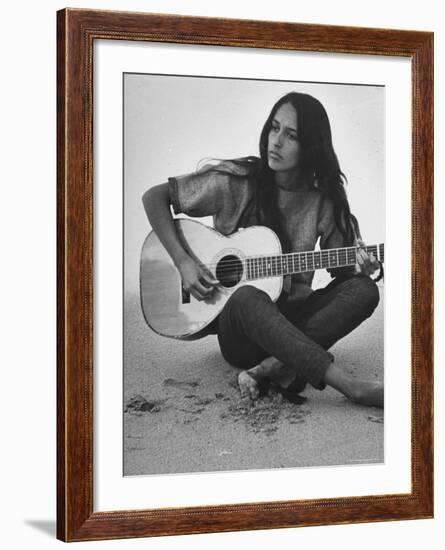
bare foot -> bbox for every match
[350,381,384,408]
[324,364,384,408]
[238,371,260,401]
[253,357,296,388]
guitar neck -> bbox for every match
[245,244,384,281]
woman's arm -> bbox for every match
[142,183,188,267]
[142,183,219,300]
[318,197,379,279]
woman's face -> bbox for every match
[267,102,301,174]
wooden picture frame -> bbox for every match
[57,8,433,542]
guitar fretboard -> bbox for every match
[246,244,384,280]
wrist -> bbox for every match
[174,250,191,270]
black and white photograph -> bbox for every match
[3,0,440,547]
[123,74,385,476]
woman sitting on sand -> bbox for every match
[143,91,384,408]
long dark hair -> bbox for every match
[201,92,358,248]
[255,92,357,248]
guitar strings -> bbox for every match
[198,255,375,270]
[198,245,382,265]
[197,261,360,277]
[194,250,384,278]
[199,258,360,270]
[194,244,383,272]
[198,245,382,262]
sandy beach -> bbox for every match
[123,288,384,476]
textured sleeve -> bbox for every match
[318,196,357,279]
[168,166,229,218]
[167,161,254,234]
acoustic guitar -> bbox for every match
[140,219,384,340]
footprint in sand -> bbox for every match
[162,378,200,389]
[178,396,214,416]
[125,395,164,414]
[367,415,384,424]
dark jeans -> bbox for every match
[217,275,380,390]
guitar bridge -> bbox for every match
[181,285,191,304]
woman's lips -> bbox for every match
[269,150,282,160]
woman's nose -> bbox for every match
[273,132,283,147]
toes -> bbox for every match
[238,371,260,401]
[250,384,260,401]
[237,372,250,398]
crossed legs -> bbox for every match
[217,275,383,407]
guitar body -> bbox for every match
[140,219,283,339]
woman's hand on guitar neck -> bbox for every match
[356,238,380,277]
[178,255,220,301]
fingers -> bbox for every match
[356,248,365,272]
[187,268,220,301]
[368,252,379,274]
[199,269,220,288]
[356,240,379,276]
[357,249,373,275]
[179,255,220,301]
[189,280,213,301]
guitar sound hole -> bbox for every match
[215,255,243,288]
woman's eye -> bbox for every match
[287,132,298,141]
[271,125,279,133]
